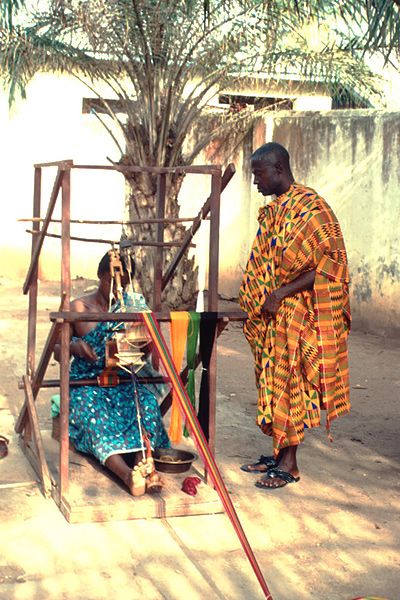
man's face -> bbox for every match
[251,158,281,196]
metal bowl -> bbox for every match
[153,448,198,473]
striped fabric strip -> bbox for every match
[141,311,273,600]
[169,311,189,443]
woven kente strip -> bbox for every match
[239,183,351,454]
[141,311,273,600]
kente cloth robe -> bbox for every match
[239,183,351,454]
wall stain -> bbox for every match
[272,114,338,180]
[376,256,400,295]
[353,260,372,302]
[350,116,376,164]
[382,115,400,185]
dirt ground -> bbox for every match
[0,276,399,600]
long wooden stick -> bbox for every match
[22,375,53,497]
[19,217,201,225]
[23,168,65,294]
[142,312,273,600]
[49,310,246,323]
[25,230,195,248]
[16,316,63,434]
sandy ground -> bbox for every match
[0,276,399,600]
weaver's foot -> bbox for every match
[126,465,146,496]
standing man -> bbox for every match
[239,142,351,489]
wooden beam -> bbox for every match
[207,170,222,312]
[59,168,71,500]
[72,164,221,175]
[19,217,201,225]
[23,168,65,294]
[18,375,169,389]
[34,160,73,168]
[26,167,42,378]
[15,321,62,434]
[25,229,194,248]
[22,375,52,497]
[49,310,247,323]
[153,173,166,312]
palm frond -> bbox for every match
[0,0,393,170]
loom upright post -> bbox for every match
[26,167,42,378]
[207,169,221,456]
[59,167,71,501]
[153,173,166,312]
[24,167,42,444]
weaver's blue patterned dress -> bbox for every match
[69,320,170,464]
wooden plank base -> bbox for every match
[38,432,223,524]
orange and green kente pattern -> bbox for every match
[239,183,351,455]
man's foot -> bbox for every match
[255,468,300,489]
[126,465,146,496]
[240,454,277,473]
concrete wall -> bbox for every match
[233,110,400,337]
[2,74,399,334]
[0,72,125,281]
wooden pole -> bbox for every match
[25,230,193,248]
[59,169,71,500]
[162,164,234,290]
[23,168,64,294]
[207,170,222,457]
[24,167,42,445]
[16,321,62,434]
[22,375,52,497]
[49,310,246,323]
[151,173,166,371]
[153,173,166,311]
[20,217,199,225]
[26,167,42,379]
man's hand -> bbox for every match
[71,339,98,362]
[261,289,284,318]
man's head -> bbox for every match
[97,250,136,298]
[97,250,135,280]
[250,142,294,197]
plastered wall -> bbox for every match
[233,111,400,336]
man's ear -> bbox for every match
[275,160,283,175]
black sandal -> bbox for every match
[240,454,276,473]
[0,435,9,459]
[255,468,300,489]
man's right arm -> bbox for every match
[53,299,98,362]
[262,269,316,318]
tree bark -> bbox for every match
[123,171,198,310]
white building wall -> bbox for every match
[0,72,125,282]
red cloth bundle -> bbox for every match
[181,476,201,496]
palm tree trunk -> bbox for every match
[123,174,198,310]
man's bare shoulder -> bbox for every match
[71,294,97,312]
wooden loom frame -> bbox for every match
[15,159,246,521]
